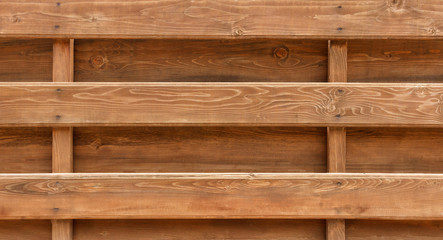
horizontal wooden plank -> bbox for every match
[348,40,443,83]
[0,220,51,240]
[74,127,326,173]
[346,220,443,239]
[347,128,443,173]
[0,173,442,219]
[1,0,443,39]
[0,39,53,82]
[74,39,328,82]
[1,82,443,127]
[74,219,325,240]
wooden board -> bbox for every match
[346,220,443,239]
[0,128,52,173]
[0,220,51,240]
[0,39,52,82]
[1,82,443,127]
[348,40,443,83]
[74,39,327,82]
[347,128,443,173]
[0,173,442,220]
[74,127,326,173]
[2,1,443,39]
[74,220,325,240]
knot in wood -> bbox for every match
[273,47,289,60]
[90,56,107,69]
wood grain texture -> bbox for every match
[347,128,443,173]
[0,128,52,173]
[346,220,443,239]
[74,39,327,82]
[0,220,51,240]
[52,127,73,173]
[74,127,326,173]
[2,0,443,39]
[328,40,347,83]
[1,82,443,127]
[327,219,345,240]
[74,220,325,240]
[349,40,443,83]
[52,220,73,240]
[0,39,52,82]
[0,173,442,220]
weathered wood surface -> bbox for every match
[346,220,443,239]
[74,127,326,173]
[327,219,346,240]
[0,128,52,173]
[75,39,327,83]
[1,83,443,127]
[0,173,442,219]
[0,39,52,82]
[74,220,325,240]
[348,40,443,83]
[1,0,443,39]
[347,128,443,173]
[0,220,51,240]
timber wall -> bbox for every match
[0,1,443,239]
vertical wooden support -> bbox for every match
[52,39,74,240]
[326,40,347,240]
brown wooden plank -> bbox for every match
[327,40,347,240]
[0,220,51,240]
[1,1,443,39]
[74,127,326,173]
[347,128,443,173]
[327,220,345,240]
[0,173,441,220]
[346,220,443,239]
[0,128,52,173]
[74,39,327,83]
[0,39,53,82]
[1,82,443,127]
[74,219,325,240]
[348,40,443,83]
[52,38,74,240]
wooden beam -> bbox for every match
[0,173,441,220]
[327,40,347,240]
[52,39,74,240]
[1,1,443,39]
[1,82,443,127]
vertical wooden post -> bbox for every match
[52,39,74,240]
[326,40,347,240]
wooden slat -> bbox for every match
[74,39,328,83]
[0,220,51,240]
[1,1,443,39]
[74,127,326,173]
[1,82,443,127]
[74,220,325,240]
[327,40,347,240]
[0,173,441,220]
[52,39,73,240]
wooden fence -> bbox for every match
[0,1,442,239]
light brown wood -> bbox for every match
[74,127,326,173]
[2,1,443,39]
[52,39,74,240]
[1,82,443,127]
[75,39,328,83]
[74,219,325,240]
[52,220,73,240]
[327,40,347,240]
[0,173,441,220]
[327,220,346,240]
